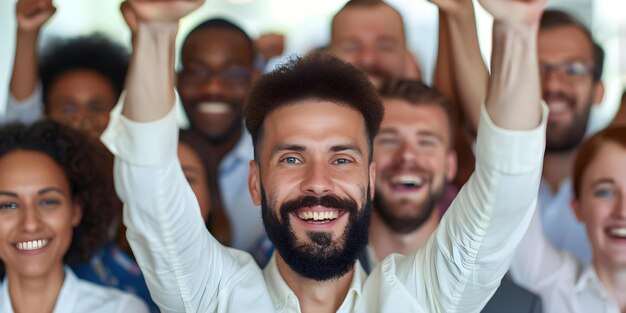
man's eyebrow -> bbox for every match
[417,130,444,142]
[272,144,306,155]
[0,191,17,198]
[330,144,362,156]
[377,128,398,135]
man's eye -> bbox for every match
[282,157,302,164]
[566,62,592,77]
[333,158,352,165]
[376,137,398,146]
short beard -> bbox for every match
[545,92,593,153]
[261,185,371,281]
[373,180,444,234]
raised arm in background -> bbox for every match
[10,0,55,101]
[432,0,489,133]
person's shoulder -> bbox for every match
[74,277,149,312]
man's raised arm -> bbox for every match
[373,1,549,312]
[101,1,273,312]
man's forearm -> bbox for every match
[446,6,489,133]
[122,22,177,122]
[485,22,541,130]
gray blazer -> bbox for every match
[481,275,542,313]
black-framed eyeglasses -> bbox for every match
[539,60,594,83]
[180,66,251,86]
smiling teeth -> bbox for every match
[298,211,339,221]
[391,175,424,187]
[548,102,568,113]
[198,102,230,114]
[609,228,626,238]
[16,239,49,251]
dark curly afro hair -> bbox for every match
[0,120,116,276]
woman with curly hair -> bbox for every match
[0,121,148,312]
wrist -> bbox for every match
[16,27,41,40]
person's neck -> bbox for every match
[7,265,65,313]
[543,149,577,192]
[369,208,440,261]
[593,259,626,313]
[276,253,354,313]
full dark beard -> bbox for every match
[261,185,371,281]
[373,179,444,234]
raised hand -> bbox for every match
[15,0,56,33]
[429,0,473,17]
[477,0,546,26]
[123,0,205,24]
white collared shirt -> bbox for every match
[538,178,592,264]
[511,210,620,313]
[217,129,266,252]
[0,267,148,313]
[101,99,547,313]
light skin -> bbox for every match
[247,101,375,313]
[329,3,406,86]
[572,143,626,312]
[370,100,456,259]
[0,151,82,313]
[119,0,543,312]
[538,25,605,191]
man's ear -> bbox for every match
[249,160,262,206]
[369,162,376,199]
[592,81,605,106]
[71,201,83,228]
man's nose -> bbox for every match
[300,161,333,196]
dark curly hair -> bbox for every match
[39,34,129,110]
[0,120,116,276]
[244,53,384,161]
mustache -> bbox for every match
[543,91,575,106]
[280,195,359,216]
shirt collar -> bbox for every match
[219,128,253,175]
[575,264,609,299]
[263,252,365,313]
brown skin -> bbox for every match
[177,28,258,163]
[178,142,211,221]
[370,100,456,259]
[329,3,406,86]
[539,25,605,191]
[46,69,118,137]
[572,143,626,312]
[248,101,375,313]
[0,151,82,313]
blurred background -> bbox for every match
[1,0,624,132]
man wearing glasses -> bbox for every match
[176,18,265,252]
[535,10,605,264]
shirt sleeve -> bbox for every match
[509,207,578,297]
[1,83,45,125]
[100,93,266,312]
[393,102,548,312]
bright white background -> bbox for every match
[1,0,624,132]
